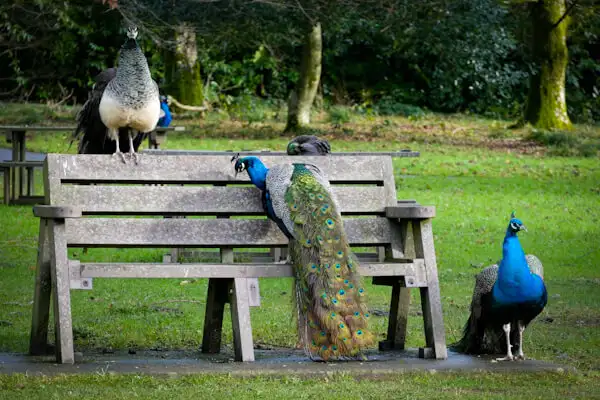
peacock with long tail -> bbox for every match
[98,25,160,164]
[287,135,331,155]
[232,155,374,361]
[452,212,547,361]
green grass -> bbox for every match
[1,103,599,395]
[1,371,600,399]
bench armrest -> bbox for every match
[33,205,82,219]
[385,205,435,219]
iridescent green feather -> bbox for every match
[285,164,374,360]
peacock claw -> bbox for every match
[129,151,139,165]
[274,256,291,264]
[113,151,127,164]
[495,355,514,361]
[516,353,526,360]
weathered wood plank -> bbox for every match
[143,149,420,158]
[201,278,230,354]
[230,278,255,361]
[55,185,388,215]
[0,161,44,168]
[386,205,436,219]
[33,205,82,219]
[77,260,426,283]
[64,218,394,247]
[49,220,75,364]
[29,219,52,355]
[380,282,411,351]
[0,125,184,132]
[46,154,390,184]
[414,219,447,359]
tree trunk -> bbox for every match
[523,0,572,130]
[285,22,322,133]
[164,23,204,106]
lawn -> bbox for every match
[0,102,599,397]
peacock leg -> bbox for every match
[495,323,514,361]
[109,128,127,163]
[516,321,526,360]
[274,255,292,265]
[128,131,139,165]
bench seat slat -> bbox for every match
[65,218,393,247]
[77,260,426,284]
[56,186,388,214]
[48,155,389,183]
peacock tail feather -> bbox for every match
[284,164,374,360]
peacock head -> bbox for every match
[287,141,300,155]
[126,25,138,39]
[231,154,268,189]
[507,211,527,234]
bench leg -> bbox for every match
[201,278,229,354]
[413,219,447,359]
[29,219,52,355]
[49,220,75,364]
[379,281,411,351]
[230,278,255,362]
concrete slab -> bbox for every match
[0,348,570,376]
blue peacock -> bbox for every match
[453,212,547,361]
[232,155,374,361]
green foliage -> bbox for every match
[526,129,600,157]
[564,5,600,124]
[408,0,529,115]
[227,95,277,125]
[328,105,352,125]
[371,91,426,118]
[0,0,598,124]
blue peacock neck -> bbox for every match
[246,158,268,191]
[492,227,542,304]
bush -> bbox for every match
[328,106,352,125]
[526,129,600,158]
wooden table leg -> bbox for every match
[18,131,26,198]
[10,131,17,203]
[2,167,9,205]
[27,166,34,196]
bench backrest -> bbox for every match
[44,154,398,249]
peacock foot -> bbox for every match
[495,354,514,361]
[113,151,127,164]
[129,151,139,165]
[516,353,526,360]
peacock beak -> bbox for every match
[520,225,528,232]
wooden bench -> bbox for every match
[142,149,421,263]
[0,125,185,205]
[29,153,447,364]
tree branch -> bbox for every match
[552,0,578,29]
